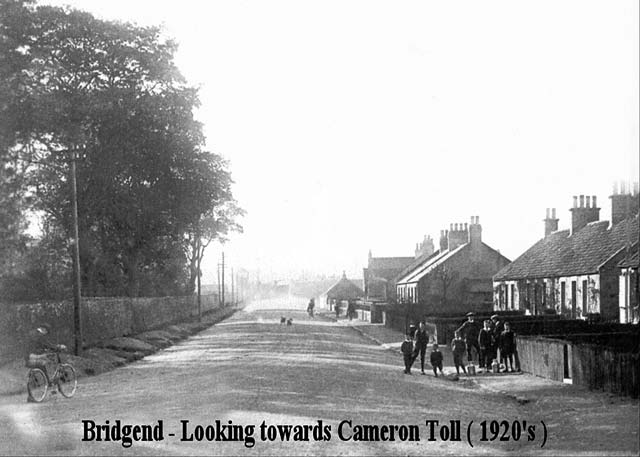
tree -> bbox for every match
[431,264,459,309]
[0,1,243,298]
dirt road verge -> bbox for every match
[0,305,239,397]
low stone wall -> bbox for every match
[0,294,219,364]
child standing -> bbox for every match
[451,330,467,375]
[500,322,516,372]
[478,320,493,372]
[430,344,444,377]
[401,333,414,375]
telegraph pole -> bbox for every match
[70,150,83,356]
[231,267,235,307]
[221,251,225,307]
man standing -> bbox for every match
[457,312,480,364]
[412,321,430,375]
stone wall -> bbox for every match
[0,294,219,364]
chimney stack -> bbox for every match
[447,221,469,251]
[439,230,448,252]
[570,194,600,234]
[610,180,640,225]
[544,207,559,237]
[468,215,482,246]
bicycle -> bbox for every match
[26,346,77,402]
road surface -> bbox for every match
[0,296,637,455]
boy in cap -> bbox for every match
[451,330,467,375]
[430,343,444,377]
[401,333,415,375]
[456,312,480,364]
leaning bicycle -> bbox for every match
[26,346,77,402]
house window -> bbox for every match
[582,280,587,315]
[510,284,515,310]
[542,282,547,307]
[560,281,566,314]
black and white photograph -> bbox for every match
[0,0,638,455]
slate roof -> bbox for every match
[326,274,364,300]
[618,248,639,269]
[396,244,467,285]
[368,257,414,271]
[494,215,639,281]
[394,250,442,283]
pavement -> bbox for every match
[325,312,633,405]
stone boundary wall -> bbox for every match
[0,294,219,364]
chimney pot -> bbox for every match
[621,181,627,194]
[592,196,597,208]
[586,196,591,208]
[450,223,453,231]
[464,223,468,231]
[552,208,556,218]
[613,182,618,195]
[546,208,550,218]
[579,195,585,207]
[573,196,578,208]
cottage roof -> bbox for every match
[326,273,364,300]
[494,215,639,281]
[618,247,639,269]
[396,244,467,285]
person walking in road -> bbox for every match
[401,333,415,375]
[430,344,444,377]
[457,312,480,364]
[412,321,430,375]
[307,298,315,317]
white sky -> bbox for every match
[44,0,640,283]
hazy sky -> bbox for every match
[44,0,639,283]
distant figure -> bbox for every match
[500,322,516,372]
[451,330,467,375]
[280,316,286,325]
[286,318,293,326]
[430,344,444,377]
[335,302,340,319]
[412,322,430,375]
[347,300,355,321]
[457,312,480,364]
[307,298,315,318]
[401,333,415,375]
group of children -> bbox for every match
[401,334,444,377]
[401,315,519,377]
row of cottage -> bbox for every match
[348,182,638,324]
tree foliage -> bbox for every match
[0,0,242,299]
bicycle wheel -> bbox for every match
[27,368,48,402]
[56,364,77,398]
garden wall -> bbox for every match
[0,294,219,364]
